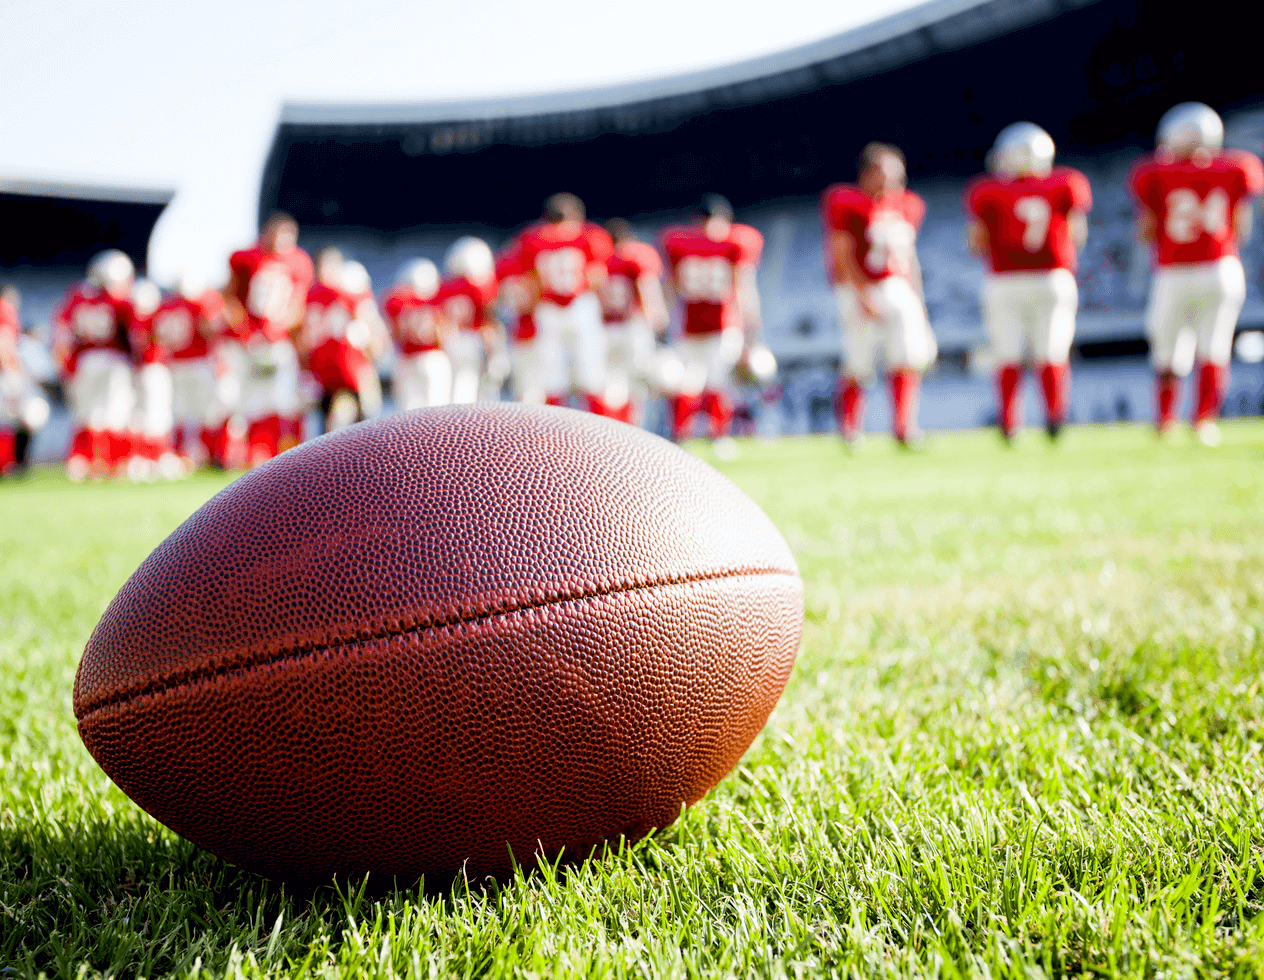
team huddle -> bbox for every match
[0,100,1259,478]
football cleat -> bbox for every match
[397,258,440,299]
[444,237,495,282]
[1156,102,1224,157]
[987,122,1056,179]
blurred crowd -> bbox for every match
[1,102,1260,479]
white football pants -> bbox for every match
[69,349,134,432]
[510,339,544,404]
[984,268,1078,365]
[836,277,937,380]
[604,316,655,409]
[442,331,484,405]
[170,358,218,429]
[1147,256,1246,375]
[239,338,300,420]
[395,350,453,410]
[136,363,174,439]
[675,327,743,397]
[535,292,606,399]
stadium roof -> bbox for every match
[282,0,1098,132]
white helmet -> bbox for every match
[988,122,1056,179]
[397,258,440,298]
[340,260,372,297]
[87,249,135,294]
[444,236,494,282]
[131,278,161,318]
[1157,102,1224,156]
[177,269,208,301]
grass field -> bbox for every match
[2,422,1263,978]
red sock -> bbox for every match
[279,415,302,452]
[701,390,732,439]
[0,428,15,474]
[69,427,92,461]
[672,394,702,441]
[247,415,280,465]
[1193,361,1227,424]
[583,393,609,417]
[199,426,218,466]
[996,364,1022,436]
[836,377,866,439]
[1038,362,1069,426]
[1156,371,1181,431]
[890,370,921,441]
[545,394,567,408]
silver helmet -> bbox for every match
[397,258,440,298]
[87,249,135,294]
[987,122,1056,179]
[443,236,494,282]
[1156,102,1224,156]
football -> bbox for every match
[73,405,804,881]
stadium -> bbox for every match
[4,0,1264,976]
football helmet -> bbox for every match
[131,278,161,318]
[340,260,372,297]
[444,237,495,282]
[177,269,207,301]
[397,258,440,299]
[988,123,1056,179]
[87,249,135,295]
[1156,102,1224,156]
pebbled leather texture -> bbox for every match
[75,404,803,880]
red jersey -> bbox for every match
[227,244,314,341]
[436,275,497,332]
[383,285,443,355]
[661,223,763,336]
[55,284,133,373]
[303,281,360,351]
[495,247,535,342]
[820,185,925,283]
[150,292,224,362]
[964,167,1092,273]
[1129,151,1264,266]
[602,241,662,324]
[517,221,613,306]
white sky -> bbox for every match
[0,0,925,284]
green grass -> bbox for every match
[3,422,1264,978]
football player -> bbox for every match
[965,123,1092,442]
[495,243,543,404]
[437,237,501,404]
[223,212,314,465]
[303,258,384,432]
[149,271,225,471]
[516,193,614,413]
[0,286,49,476]
[1129,102,1264,445]
[383,258,451,410]
[601,218,669,424]
[661,194,764,458]
[821,143,936,447]
[53,249,137,480]
[128,277,180,479]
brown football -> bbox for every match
[73,405,803,881]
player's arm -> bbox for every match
[222,270,248,332]
[828,228,879,320]
[965,219,988,256]
[1135,207,1158,244]
[907,247,926,305]
[1069,209,1089,251]
[1234,200,1254,244]
[636,274,670,334]
[734,263,762,336]
[51,309,74,372]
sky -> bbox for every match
[0,0,926,284]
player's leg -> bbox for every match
[881,278,935,446]
[672,335,713,441]
[395,354,424,410]
[1191,257,1246,443]
[1146,267,1195,434]
[510,339,543,405]
[1034,269,1077,439]
[604,323,634,422]
[984,274,1026,442]
[701,326,744,450]
[568,293,608,415]
[103,356,137,477]
[533,301,572,408]
[835,285,878,444]
[136,362,177,479]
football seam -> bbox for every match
[76,565,802,719]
